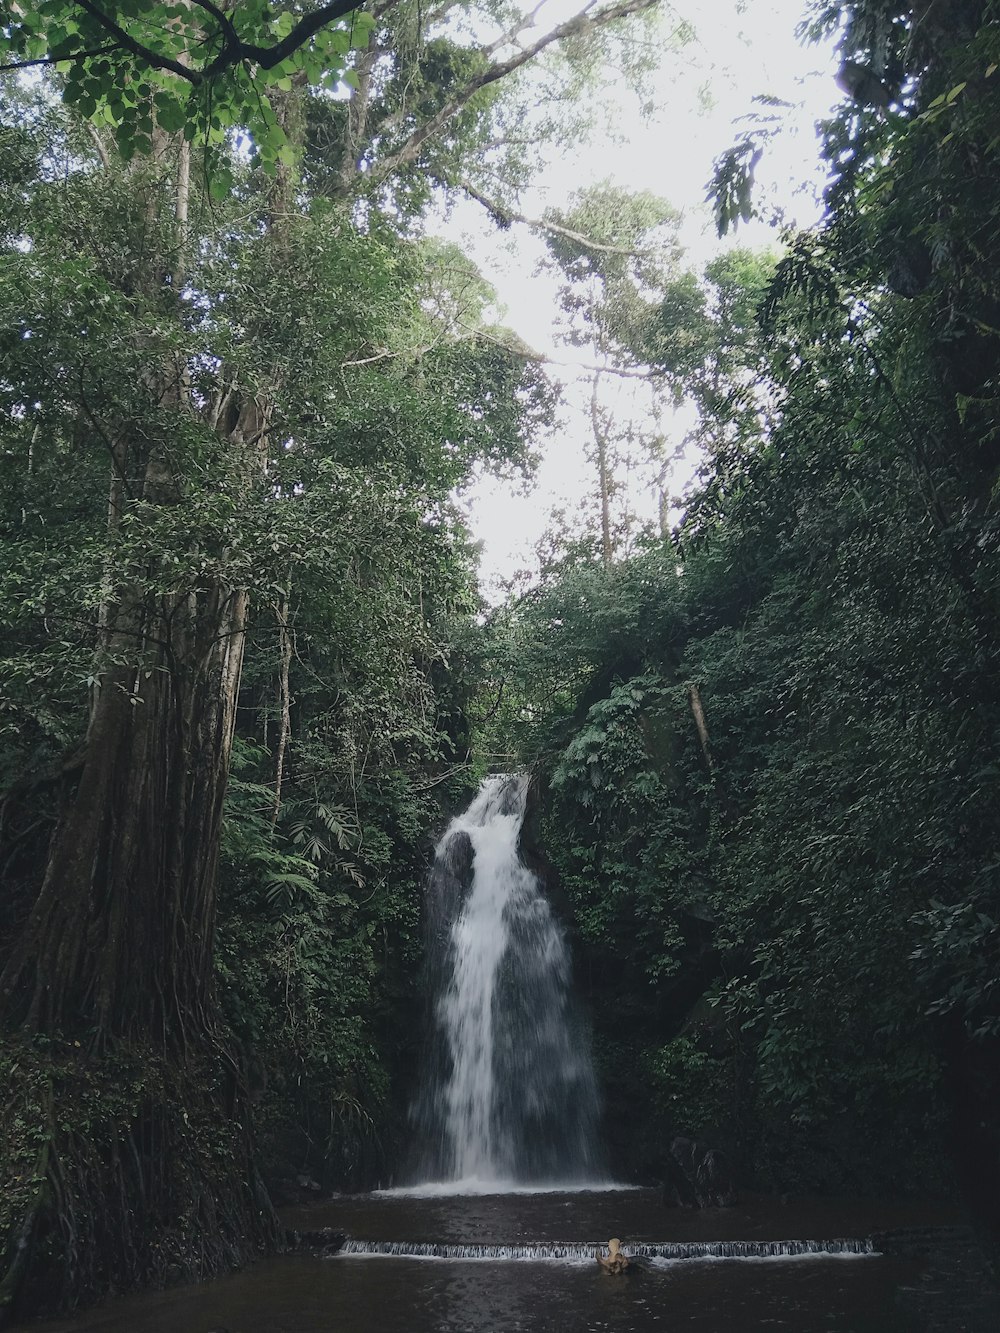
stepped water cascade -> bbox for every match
[339,1237,878,1262]
[409,773,604,1189]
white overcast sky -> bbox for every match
[434,0,843,598]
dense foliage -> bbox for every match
[0,0,664,1318]
[486,0,1000,1207]
[0,81,541,1311]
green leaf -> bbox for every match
[154,97,186,133]
[208,167,233,200]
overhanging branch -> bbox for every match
[369,0,662,181]
[1,0,366,86]
[459,179,659,256]
[73,0,198,83]
[236,0,365,71]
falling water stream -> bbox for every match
[409,773,602,1189]
[33,776,965,1331]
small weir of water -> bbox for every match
[410,773,602,1187]
[41,1191,958,1333]
[338,1236,878,1262]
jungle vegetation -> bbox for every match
[1,0,999,1320]
[493,0,1000,1208]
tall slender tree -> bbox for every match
[540,182,682,562]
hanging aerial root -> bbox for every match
[0,1036,283,1320]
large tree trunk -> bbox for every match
[1,578,246,1042]
[0,428,282,1319]
[0,124,284,1318]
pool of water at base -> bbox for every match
[24,1190,958,1333]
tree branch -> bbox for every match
[1,0,366,86]
[343,346,434,366]
[485,0,564,58]
[459,179,658,256]
[457,323,660,379]
[0,42,118,73]
[368,0,661,182]
[235,0,364,72]
[84,121,111,168]
[72,0,199,83]
[186,0,239,51]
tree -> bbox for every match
[1,0,371,177]
[1,0,669,190]
[489,242,993,1188]
[0,105,552,1313]
[0,0,673,1316]
[539,182,683,564]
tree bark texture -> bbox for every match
[0,573,247,1043]
[0,124,284,1316]
[687,682,714,774]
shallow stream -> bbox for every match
[27,1188,960,1332]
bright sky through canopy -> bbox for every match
[445,0,842,597]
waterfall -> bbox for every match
[410,773,603,1188]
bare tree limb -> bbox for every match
[343,346,434,366]
[272,593,293,821]
[590,369,614,567]
[458,324,659,379]
[341,325,659,379]
[687,682,714,774]
[486,0,566,57]
[84,121,111,169]
[0,42,117,73]
[367,0,662,182]
[459,179,659,256]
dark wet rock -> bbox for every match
[662,1136,738,1209]
[425,829,475,945]
[269,1174,323,1205]
[288,1227,346,1255]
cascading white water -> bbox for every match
[339,1237,878,1261]
[411,774,603,1189]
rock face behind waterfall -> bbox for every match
[409,774,603,1187]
